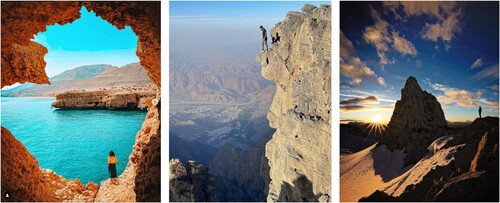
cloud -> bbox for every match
[479,99,500,108]
[340,105,394,113]
[392,32,418,56]
[384,2,462,51]
[437,89,480,107]
[340,96,379,105]
[425,79,497,109]
[363,7,418,68]
[470,58,483,69]
[341,30,386,86]
[470,63,499,83]
[488,85,499,91]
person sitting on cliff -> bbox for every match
[108,150,119,185]
[260,25,268,52]
[478,106,482,118]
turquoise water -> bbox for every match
[1,97,146,185]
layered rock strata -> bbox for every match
[52,87,156,110]
[382,76,449,165]
[256,4,331,202]
[169,159,216,202]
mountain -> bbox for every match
[381,76,450,165]
[256,4,332,202]
[50,64,117,82]
[2,63,153,97]
[169,44,274,104]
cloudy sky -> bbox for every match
[340,2,499,123]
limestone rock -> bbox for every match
[256,4,331,202]
[169,159,216,202]
[1,127,98,202]
[51,86,156,110]
[382,76,449,165]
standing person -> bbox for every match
[108,150,119,184]
[260,25,268,52]
[478,106,482,118]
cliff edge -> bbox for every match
[256,4,331,202]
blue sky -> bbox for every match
[170,1,329,49]
[340,2,499,123]
[33,7,139,77]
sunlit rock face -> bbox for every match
[382,76,448,165]
[1,2,161,202]
[256,4,331,202]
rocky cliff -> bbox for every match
[52,86,156,110]
[1,127,98,202]
[381,76,449,165]
[256,4,331,202]
[362,117,499,202]
[208,134,272,201]
[169,159,216,202]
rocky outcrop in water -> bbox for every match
[169,159,216,202]
[256,4,331,202]
[1,127,98,202]
[382,76,449,165]
[51,86,156,110]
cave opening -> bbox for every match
[1,6,147,185]
[1,2,161,202]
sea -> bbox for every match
[0,97,146,185]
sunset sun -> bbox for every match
[372,115,382,123]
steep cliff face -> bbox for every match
[208,134,272,201]
[256,4,331,202]
[382,76,449,165]
[52,87,156,110]
[169,159,216,202]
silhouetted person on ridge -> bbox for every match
[478,106,482,118]
[260,25,268,52]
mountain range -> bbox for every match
[2,63,153,97]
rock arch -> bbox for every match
[1,1,160,202]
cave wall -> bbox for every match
[1,1,161,202]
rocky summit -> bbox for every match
[257,4,331,202]
[382,76,449,165]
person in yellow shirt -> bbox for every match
[108,150,119,184]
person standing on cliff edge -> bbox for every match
[478,106,482,118]
[108,150,119,184]
[260,25,268,52]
